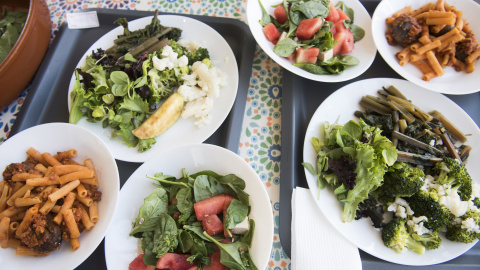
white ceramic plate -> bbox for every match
[303,78,480,265]
[68,15,239,163]
[104,143,273,269]
[0,123,119,269]
[372,0,480,94]
[246,0,376,82]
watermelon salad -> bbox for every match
[259,0,366,75]
[128,169,257,270]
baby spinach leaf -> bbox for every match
[130,188,168,235]
[291,0,329,19]
[293,63,330,75]
[176,187,194,222]
[193,175,225,202]
[178,230,193,253]
[152,213,179,257]
[350,25,365,42]
[203,232,258,270]
[141,231,158,265]
[224,199,249,237]
[273,38,298,57]
[240,219,255,247]
[258,0,271,26]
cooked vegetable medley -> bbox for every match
[304,85,480,254]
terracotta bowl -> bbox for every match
[0,0,50,110]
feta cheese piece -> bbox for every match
[387,197,414,218]
[233,217,250,235]
[318,48,334,61]
[178,85,206,102]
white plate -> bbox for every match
[0,123,119,270]
[246,0,376,82]
[68,15,239,163]
[303,78,480,265]
[104,143,273,269]
[372,0,480,95]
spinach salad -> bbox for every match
[129,169,257,269]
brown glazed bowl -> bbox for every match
[0,0,50,110]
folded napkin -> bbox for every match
[291,187,362,270]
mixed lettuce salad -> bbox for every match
[69,15,213,152]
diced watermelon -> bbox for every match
[187,267,199,270]
[262,23,281,42]
[341,29,355,54]
[333,31,346,56]
[330,25,337,36]
[325,2,340,22]
[334,20,347,34]
[285,51,296,60]
[337,8,350,21]
[129,254,155,270]
[203,250,228,270]
[274,5,288,24]
[194,194,235,221]
[296,47,320,64]
[156,253,195,270]
[296,17,323,40]
[202,214,224,236]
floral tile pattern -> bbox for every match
[0,0,290,269]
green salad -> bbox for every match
[69,14,212,152]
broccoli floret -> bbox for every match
[446,209,480,243]
[433,157,473,201]
[473,198,480,209]
[405,190,451,231]
[186,47,210,65]
[381,217,425,254]
[378,162,425,201]
[411,231,442,250]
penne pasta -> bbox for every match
[0,217,10,248]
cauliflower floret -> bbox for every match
[181,97,213,126]
[439,186,469,217]
[177,39,203,52]
[191,62,226,98]
[152,46,188,71]
[178,85,206,102]
[461,218,480,233]
[387,197,414,218]
[407,216,431,235]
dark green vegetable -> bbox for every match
[411,231,442,250]
[378,162,425,201]
[203,232,258,270]
[0,10,27,63]
[433,157,473,201]
[405,190,451,232]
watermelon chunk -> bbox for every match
[334,20,347,34]
[194,194,235,221]
[333,31,346,56]
[202,214,224,236]
[129,254,155,270]
[296,47,320,64]
[203,250,228,270]
[337,8,350,21]
[341,29,355,54]
[296,17,323,40]
[156,253,195,270]
[262,23,281,42]
[274,5,288,24]
[325,2,340,22]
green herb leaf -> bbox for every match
[130,188,168,235]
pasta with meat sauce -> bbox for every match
[0,147,101,256]
[385,0,480,81]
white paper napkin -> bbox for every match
[291,187,362,270]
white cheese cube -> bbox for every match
[318,48,333,62]
[233,217,250,235]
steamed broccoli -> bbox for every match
[433,157,473,201]
[405,190,451,232]
[474,198,480,209]
[378,162,425,201]
[381,217,425,254]
[411,231,442,250]
[445,210,480,243]
[187,47,210,65]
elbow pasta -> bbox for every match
[0,147,102,255]
[385,0,479,81]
